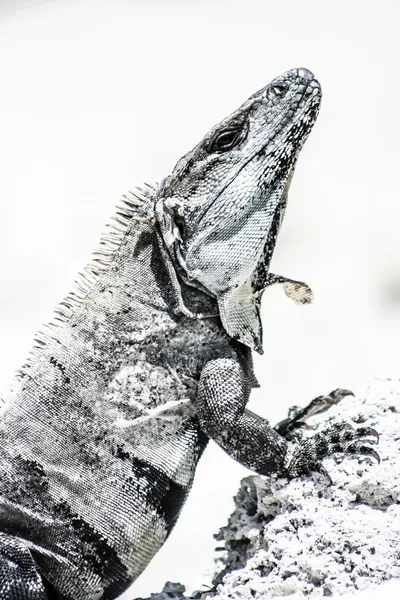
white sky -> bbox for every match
[0,1,399,598]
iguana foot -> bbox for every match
[285,423,380,483]
[274,388,354,440]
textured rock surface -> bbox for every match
[134,379,400,599]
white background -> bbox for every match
[0,1,399,598]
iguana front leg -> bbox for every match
[195,352,288,473]
[195,352,379,479]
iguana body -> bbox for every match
[0,68,378,599]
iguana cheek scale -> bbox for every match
[0,68,379,599]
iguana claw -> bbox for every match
[275,388,355,440]
[285,421,381,481]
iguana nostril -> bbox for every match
[305,79,322,96]
[296,67,315,80]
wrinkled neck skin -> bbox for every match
[156,145,294,294]
[155,163,292,353]
[153,212,219,321]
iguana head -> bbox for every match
[155,68,321,352]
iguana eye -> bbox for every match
[210,127,243,152]
[272,84,287,96]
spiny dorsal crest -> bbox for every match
[16,182,158,379]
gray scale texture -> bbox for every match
[0,68,378,599]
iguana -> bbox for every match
[0,68,379,600]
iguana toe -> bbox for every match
[285,422,380,481]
